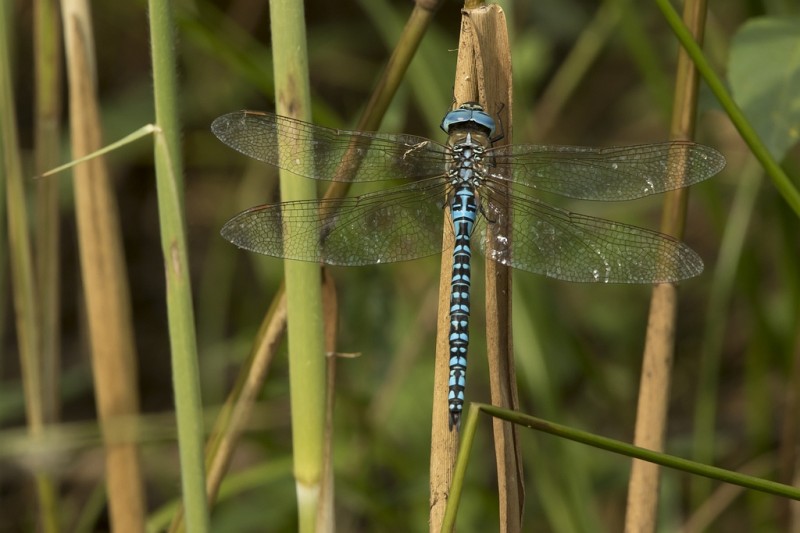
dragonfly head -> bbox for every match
[440,102,496,137]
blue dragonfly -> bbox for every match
[211,104,725,429]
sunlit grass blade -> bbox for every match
[167,288,287,533]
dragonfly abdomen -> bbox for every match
[448,184,478,429]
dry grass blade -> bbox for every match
[61,0,145,530]
[318,271,339,532]
[430,3,522,531]
[206,291,286,496]
[625,1,710,531]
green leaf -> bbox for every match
[729,17,800,162]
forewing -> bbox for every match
[474,188,704,283]
[221,179,451,265]
[212,110,449,183]
[487,141,725,200]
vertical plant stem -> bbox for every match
[429,14,470,530]
[624,0,708,531]
[319,271,340,529]
[34,0,62,426]
[165,289,287,533]
[60,1,145,531]
[430,3,521,531]
[268,2,326,531]
[34,0,64,525]
[181,2,441,529]
[471,8,522,533]
[147,1,210,531]
[441,404,481,532]
[0,1,59,531]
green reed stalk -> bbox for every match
[269,2,327,531]
[147,1,209,531]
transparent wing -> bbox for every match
[221,178,452,265]
[474,186,703,283]
[487,141,725,200]
[212,110,449,183]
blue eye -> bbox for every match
[440,104,496,136]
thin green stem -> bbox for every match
[440,405,480,532]
[148,1,209,531]
[473,404,800,500]
[656,0,800,217]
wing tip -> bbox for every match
[691,143,727,175]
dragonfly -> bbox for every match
[211,103,725,429]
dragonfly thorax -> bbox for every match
[447,131,490,187]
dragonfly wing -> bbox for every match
[212,111,449,183]
[487,141,725,200]
[221,179,451,265]
[474,188,703,283]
